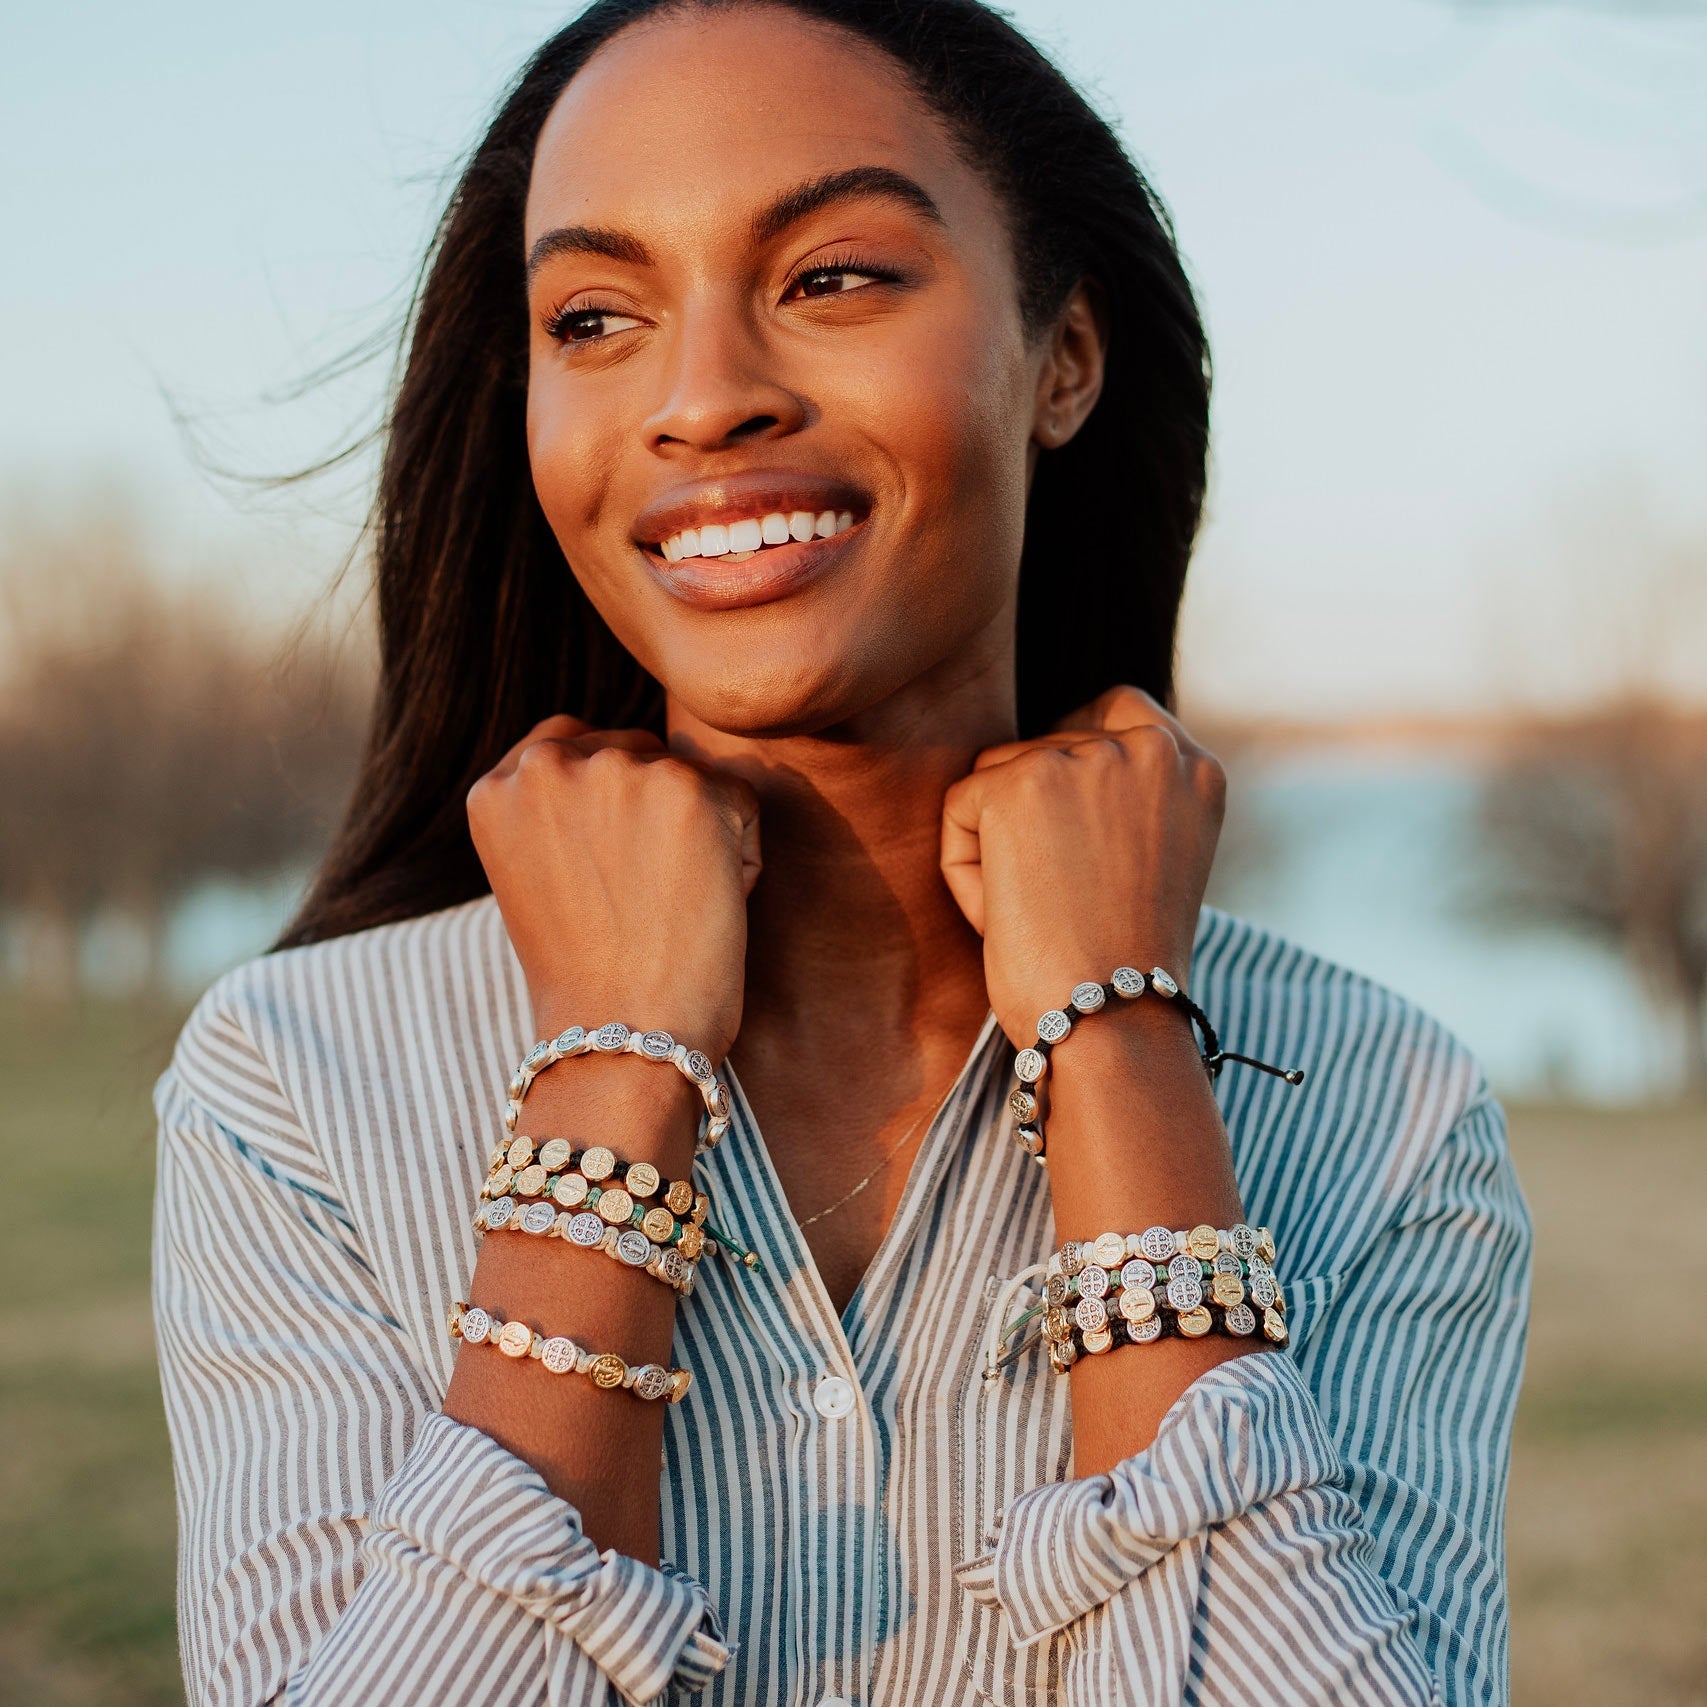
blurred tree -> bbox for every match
[1469,697,1707,1095]
[0,510,371,996]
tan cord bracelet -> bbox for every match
[447,1300,692,1403]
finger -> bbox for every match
[970,730,1092,772]
[1050,683,1190,743]
[939,770,988,936]
[488,714,592,779]
[696,768,765,899]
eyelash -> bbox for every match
[541,251,906,344]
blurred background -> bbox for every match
[2,0,1703,1701]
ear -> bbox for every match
[1030,277,1108,451]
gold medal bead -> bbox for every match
[589,1353,628,1390]
[1091,1232,1128,1269]
[1255,1227,1277,1264]
[514,1164,547,1198]
[667,1369,694,1403]
[1045,1305,1071,1343]
[552,1173,589,1209]
[664,1179,694,1216]
[1187,1224,1221,1263]
[487,1144,510,1171]
[1118,1286,1157,1324]
[1263,1306,1288,1344]
[1082,1326,1114,1355]
[641,1205,676,1243]
[497,1320,533,1358]
[1177,1305,1214,1338]
[595,1186,634,1226]
[580,1146,617,1182]
[506,1136,535,1170]
[625,1162,661,1199]
[537,1138,572,1171]
[485,1163,515,1197]
[692,1192,710,1225]
[1211,1272,1246,1309]
[677,1224,705,1261]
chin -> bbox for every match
[664,638,897,740]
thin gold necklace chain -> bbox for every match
[795,1105,934,1230]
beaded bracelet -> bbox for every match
[477,1198,700,1293]
[1009,966,1306,1162]
[503,1024,732,1153]
[448,1300,692,1402]
[984,1223,1286,1380]
[477,1135,762,1268]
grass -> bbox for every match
[0,995,1702,1705]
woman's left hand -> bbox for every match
[940,684,1227,1048]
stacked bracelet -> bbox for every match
[504,1024,733,1153]
[479,1200,699,1294]
[448,1300,692,1403]
[482,1137,711,1254]
[984,1223,1287,1381]
[1009,965,1305,1163]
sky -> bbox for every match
[4,0,1704,720]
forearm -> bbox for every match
[442,1047,702,1563]
[1043,994,1263,1475]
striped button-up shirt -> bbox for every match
[152,895,1530,1706]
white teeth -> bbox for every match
[656,508,858,563]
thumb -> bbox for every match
[939,769,987,937]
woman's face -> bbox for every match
[523,4,1078,738]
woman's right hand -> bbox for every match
[467,715,761,1061]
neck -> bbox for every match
[663,649,1014,1065]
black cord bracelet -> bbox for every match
[1008,965,1306,1163]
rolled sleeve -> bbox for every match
[342,1413,729,1706]
[953,1349,1340,1644]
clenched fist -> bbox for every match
[467,715,761,1060]
[940,685,1225,1049]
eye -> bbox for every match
[785,253,904,301]
[544,302,644,344]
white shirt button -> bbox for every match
[812,1375,857,1419]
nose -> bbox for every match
[642,298,806,453]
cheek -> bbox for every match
[526,369,624,572]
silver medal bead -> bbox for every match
[1120,1258,1156,1291]
[520,1201,556,1235]
[1225,1303,1257,1337]
[568,1212,604,1247]
[1149,967,1179,998]
[593,1022,630,1051]
[1016,1126,1044,1157]
[1111,966,1144,998]
[552,1026,585,1054]
[485,1196,517,1231]
[1127,1316,1163,1344]
[1166,1273,1204,1312]
[659,1249,685,1286]
[1009,1088,1038,1123]
[1140,1225,1176,1262]
[523,1041,553,1071]
[540,1336,577,1373]
[1069,981,1106,1014]
[1077,1264,1109,1299]
[1015,1048,1047,1084]
[1250,1272,1279,1308]
[640,1029,675,1058]
[1213,1250,1243,1276]
[633,1364,672,1402]
[1074,1295,1108,1333]
[459,1306,492,1345]
[685,1049,715,1083]
[1036,1009,1072,1044]
[615,1229,652,1267]
[1230,1223,1258,1259]
[1044,1274,1069,1307]
[1059,1241,1086,1278]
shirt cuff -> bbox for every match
[953,1348,1343,1646]
[372,1412,731,1704]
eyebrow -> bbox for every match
[523,165,945,286]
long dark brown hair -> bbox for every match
[279,0,1210,949]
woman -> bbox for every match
[152,1,1531,1703]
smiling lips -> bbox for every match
[659,508,855,563]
